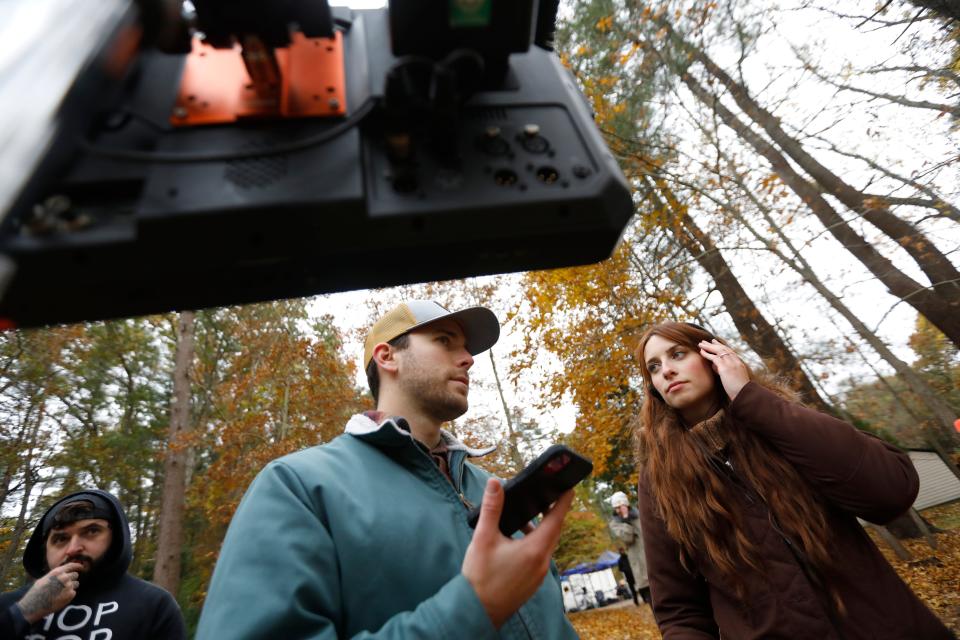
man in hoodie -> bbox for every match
[609,490,649,604]
[197,300,579,639]
[0,489,186,639]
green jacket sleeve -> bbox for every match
[195,461,499,640]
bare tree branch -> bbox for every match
[804,63,960,116]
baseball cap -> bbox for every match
[363,300,500,368]
[41,493,115,538]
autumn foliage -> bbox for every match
[0,300,365,631]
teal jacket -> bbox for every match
[196,414,579,639]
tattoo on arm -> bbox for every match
[18,574,65,619]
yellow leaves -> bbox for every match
[568,602,662,639]
[555,510,615,572]
[868,510,960,632]
[184,302,364,599]
[596,15,614,33]
[517,262,654,483]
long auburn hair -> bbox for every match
[636,322,840,606]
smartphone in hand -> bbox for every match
[467,444,593,536]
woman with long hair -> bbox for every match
[635,321,953,639]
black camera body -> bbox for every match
[0,2,633,328]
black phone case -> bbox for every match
[466,444,593,536]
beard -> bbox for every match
[398,361,469,423]
[59,553,105,579]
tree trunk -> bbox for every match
[0,473,37,585]
[908,508,938,550]
[885,509,940,554]
[0,412,42,585]
[871,524,913,561]
[688,47,960,311]
[129,483,147,575]
[489,350,526,472]
[678,70,960,349]
[152,310,196,595]
[643,178,835,414]
[700,156,960,448]
[907,0,960,22]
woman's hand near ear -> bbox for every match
[698,340,750,402]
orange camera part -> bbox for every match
[171,30,346,126]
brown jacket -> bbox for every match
[638,381,954,640]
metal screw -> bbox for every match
[328,98,340,110]
[485,126,501,138]
[523,124,540,137]
[173,106,188,119]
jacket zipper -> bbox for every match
[406,432,538,638]
[455,458,474,510]
[405,433,474,511]
[719,454,847,640]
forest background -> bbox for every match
[1,0,958,635]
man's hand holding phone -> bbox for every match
[461,479,574,629]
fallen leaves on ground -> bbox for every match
[870,507,960,634]
[925,500,960,531]
[567,601,661,639]
[567,502,960,638]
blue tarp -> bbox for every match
[561,562,592,576]
[561,550,620,576]
[594,550,619,568]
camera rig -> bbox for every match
[0,0,633,328]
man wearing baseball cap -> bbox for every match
[0,489,186,639]
[198,300,579,639]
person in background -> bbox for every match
[616,547,639,605]
[635,321,954,639]
[196,300,579,639]
[608,491,649,604]
[0,489,186,639]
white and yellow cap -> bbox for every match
[363,300,500,368]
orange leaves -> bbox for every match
[516,244,659,483]
[568,602,662,639]
[596,15,614,33]
[869,505,960,634]
[183,301,364,602]
[758,172,782,194]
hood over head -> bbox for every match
[23,489,131,583]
